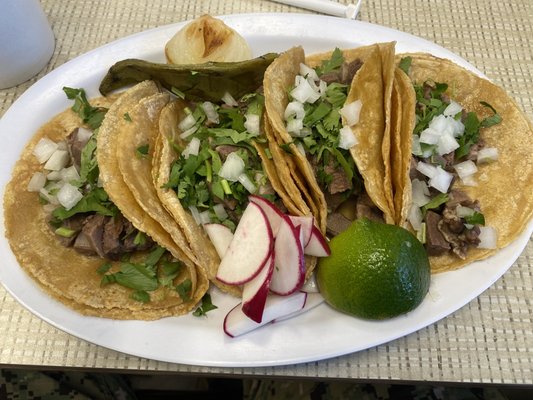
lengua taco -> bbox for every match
[396,54,533,272]
[263,43,397,239]
[152,80,318,287]
[3,81,208,319]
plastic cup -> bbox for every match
[0,0,55,89]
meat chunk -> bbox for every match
[67,127,91,170]
[340,59,363,84]
[326,212,352,237]
[425,211,451,255]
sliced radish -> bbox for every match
[203,223,234,258]
[288,215,314,247]
[216,202,273,285]
[242,251,275,323]
[249,194,284,237]
[223,292,307,338]
[270,220,305,296]
[303,224,331,257]
[273,292,325,323]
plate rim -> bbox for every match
[0,13,531,367]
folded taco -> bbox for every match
[396,54,533,272]
[3,82,208,319]
[263,43,397,239]
[152,81,318,288]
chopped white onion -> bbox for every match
[46,170,63,181]
[56,140,68,151]
[456,205,475,218]
[286,118,304,136]
[188,205,201,225]
[200,101,219,124]
[213,204,228,221]
[429,115,454,136]
[27,172,47,192]
[56,183,83,210]
[411,179,431,207]
[478,226,497,249]
[340,100,362,127]
[338,125,358,149]
[437,132,460,156]
[60,165,81,183]
[477,147,499,164]
[199,210,211,225]
[178,113,196,132]
[290,76,320,103]
[284,101,305,121]
[408,204,424,231]
[244,113,261,136]
[77,127,93,143]
[299,63,319,82]
[237,173,257,194]
[454,160,478,179]
[443,100,463,117]
[416,161,437,179]
[179,125,198,139]
[429,166,454,193]
[460,175,478,187]
[419,127,440,145]
[44,149,70,171]
[39,188,59,206]
[182,137,201,159]
[221,92,239,107]
[218,152,245,182]
[33,138,58,164]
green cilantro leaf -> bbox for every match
[176,279,192,302]
[63,87,107,130]
[193,293,218,317]
[315,48,344,76]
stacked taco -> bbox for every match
[262,44,533,273]
[4,41,533,321]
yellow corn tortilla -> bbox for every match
[399,53,533,272]
[263,44,397,233]
[4,90,204,319]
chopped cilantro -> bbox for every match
[421,193,449,214]
[131,290,150,303]
[464,212,485,225]
[399,56,412,75]
[63,87,107,130]
[136,144,149,159]
[315,48,344,76]
[123,112,132,122]
[176,279,192,302]
[97,262,112,275]
[102,262,159,292]
[52,187,117,221]
[193,293,218,317]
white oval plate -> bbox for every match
[1,13,531,367]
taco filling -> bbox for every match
[402,58,502,259]
[164,91,284,231]
[282,49,382,236]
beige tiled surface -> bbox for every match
[1,0,532,384]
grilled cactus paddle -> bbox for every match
[99,53,278,101]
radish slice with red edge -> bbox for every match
[304,224,331,257]
[249,194,284,237]
[273,292,325,323]
[216,202,273,285]
[223,292,308,338]
[288,215,314,247]
[242,251,275,323]
[270,218,305,296]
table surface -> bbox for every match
[1,0,532,385]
